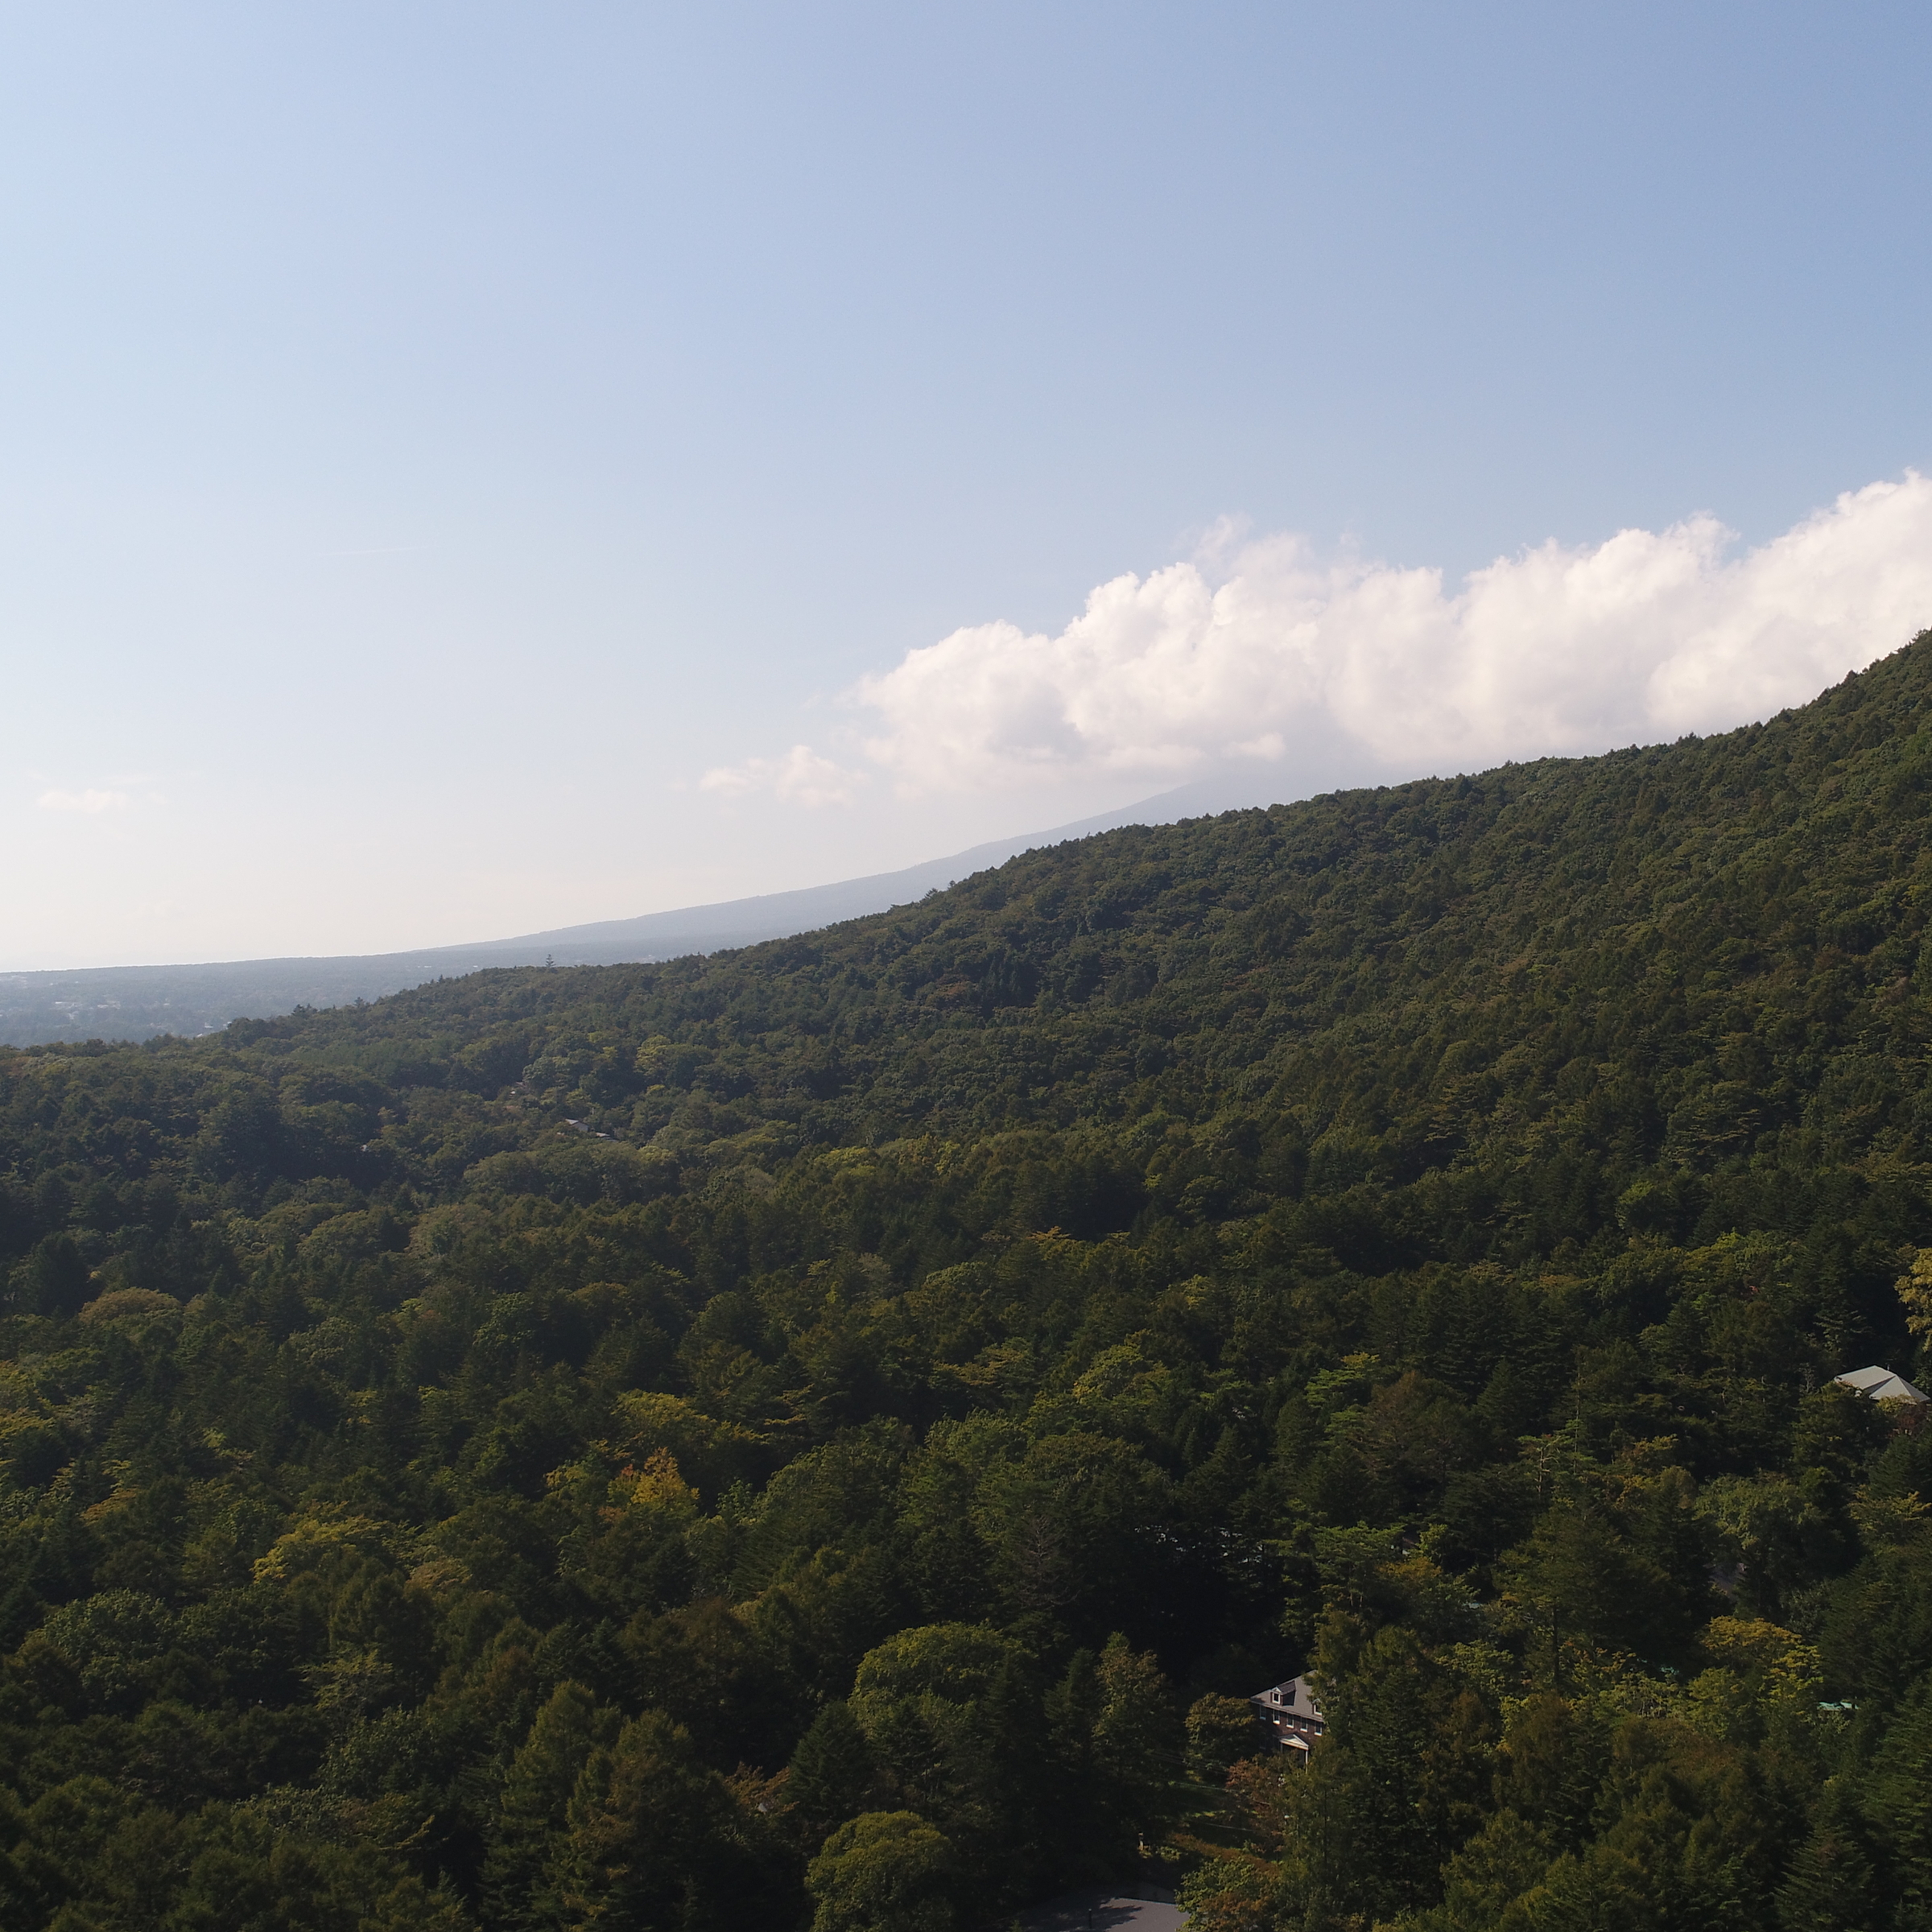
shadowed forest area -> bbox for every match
[6,637,1932,1930]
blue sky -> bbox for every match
[5,2,1930,966]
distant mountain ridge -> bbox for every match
[0,774,1276,1046]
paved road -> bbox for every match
[1013,1885,1186,1932]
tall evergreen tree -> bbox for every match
[1777,1777,1882,1932]
[1864,1675,1932,1932]
[482,1682,618,1932]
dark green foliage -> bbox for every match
[1187,1691,1262,1782]
[1864,1673,1932,1929]
[481,1681,617,1931]
[14,1235,89,1320]
[1777,1777,1881,1932]
[6,638,1932,1926]
[787,1702,878,1843]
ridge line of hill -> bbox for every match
[6,636,1932,1926]
[0,782,1257,1047]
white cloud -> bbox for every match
[845,473,1932,794]
[700,744,866,807]
[37,788,131,814]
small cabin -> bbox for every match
[1249,1674,1325,1760]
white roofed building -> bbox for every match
[1834,1364,1930,1405]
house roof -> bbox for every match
[1250,1674,1324,1717]
[1835,1364,1930,1404]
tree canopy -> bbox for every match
[5,636,1932,1928]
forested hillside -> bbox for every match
[6,638,1932,1931]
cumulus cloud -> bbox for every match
[700,744,866,807]
[844,473,1932,795]
[37,788,130,813]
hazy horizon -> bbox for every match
[6,3,1930,968]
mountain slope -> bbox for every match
[0,790,1195,1046]
[221,630,1932,1260]
[2,638,1932,1930]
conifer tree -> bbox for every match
[786,1702,877,1850]
[555,1710,731,1931]
[1776,1777,1881,1932]
[482,1681,617,1932]
[1864,1674,1932,1930]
